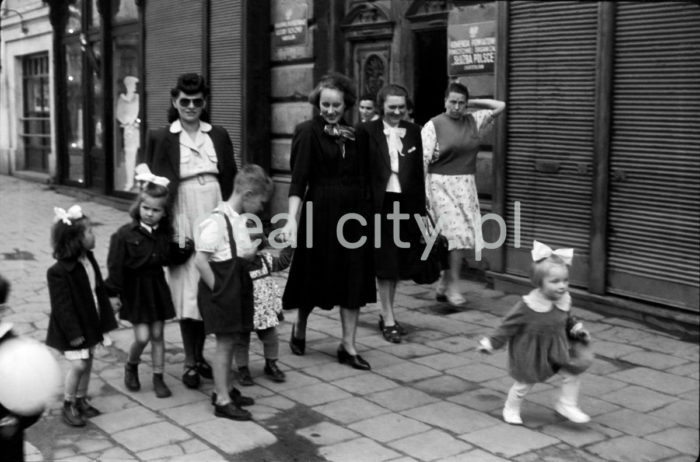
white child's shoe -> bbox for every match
[502,405,523,425]
[555,402,590,423]
[556,373,590,423]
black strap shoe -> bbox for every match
[214,402,252,421]
[211,388,255,407]
[182,365,200,389]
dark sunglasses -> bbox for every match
[177,97,205,108]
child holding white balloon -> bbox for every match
[46,205,118,427]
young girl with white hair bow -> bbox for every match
[46,205,118,427]
[105,165,193,398]
[478,240,593,425]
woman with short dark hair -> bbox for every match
[422,81,505,305]
[356,84,426,343]
[145,73,238,389]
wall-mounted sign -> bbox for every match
[448,20,495,75]
[273,0,309,47]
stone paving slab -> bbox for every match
[2,176,698,462]
[459,423,560,458]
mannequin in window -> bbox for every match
[116,76,141,191]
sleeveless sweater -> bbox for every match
[427,113,481,175]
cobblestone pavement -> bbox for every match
[1,175,698,462]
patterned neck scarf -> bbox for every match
[324,123,355,142]
[324,123,355,158]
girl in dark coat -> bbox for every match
[46,205,118,427]
[105,168,193,398]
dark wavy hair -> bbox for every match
[129,183,174,236]
[51,215,90,260]
[167,73,211,123]
[375,84,409,116]
[308,72,357,110]
[444,81,469,100]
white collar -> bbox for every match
[0,322,13,338]
[522,289,571,313]
[139,222,158,233]
[169,119,212,134]
[214,202,240,219]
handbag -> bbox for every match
[411,214,449,285]
[197,212,254,334]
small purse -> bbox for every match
[411,214,449,285]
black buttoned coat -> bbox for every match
[46,252,118,352]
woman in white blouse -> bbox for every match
[145,73,237,389]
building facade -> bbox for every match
[269,0,699,328]
[1,0,697,327]
[0,0,53,178]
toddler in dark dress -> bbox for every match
[106,169,193,398]
[478,240,593,425]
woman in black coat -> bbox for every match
[279,73,376,370]
[355,84,426,344]
[145,73,237,389]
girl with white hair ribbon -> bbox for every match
[46,205,118,427]
[105,169,194,399]
[477,240,593,425]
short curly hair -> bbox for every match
[308,72,357,110]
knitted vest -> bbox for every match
[427,113,481,175]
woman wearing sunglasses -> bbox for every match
[145,73,238,390]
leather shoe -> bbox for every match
[153,373,172,398]
[75,397,100,418]
[264,360,286,382]
[379,315,405,336]
[238,366,254,386]
[337,344,371,370]
[124,362,140,391]
[196,359,213,380]
[214,402,252,421]
[211,388,255,407]
[62,401,86,427]
[182,365,200,389]
[289,325,305,356]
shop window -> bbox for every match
[21,53,51,173]
[111,0,141,193]
[64,40,85,183]
[113,32,140,191]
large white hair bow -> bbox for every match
[531,240,574,265]
[134,163,170,188]
[54,205,84,225]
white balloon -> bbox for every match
[0,337,62,416]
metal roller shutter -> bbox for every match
[209,0,243,168]
[144,0,204,130]
[607,1,700,311]
[505,1,598,285]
